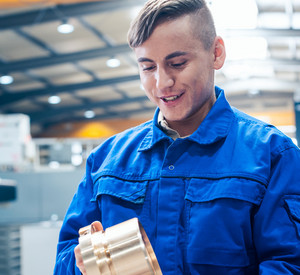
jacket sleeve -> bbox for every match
[254,145,300,274]
[54,155,101,275]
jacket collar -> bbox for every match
[138,86,234,151]
[138,109,171,151]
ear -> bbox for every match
[213,36,226,70]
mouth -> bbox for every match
[161,93,183,103]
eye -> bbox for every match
[142,65,156,71]
[170,60,187,68]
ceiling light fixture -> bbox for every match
[84,110,95,119]
[57,22,74,34]
[48,95,61,104]
[49,161,60,169]
[106,58,121,68]
[71,155,83,166]
[248,89,260,96]
[0,75,14,85]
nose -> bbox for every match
[155,67,174,91]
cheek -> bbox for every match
[139,76,156,101]
[187,66,211,88]
[144,89,156,103]
[141,75,155,93]
[139,72,149,87]
[140,76,148,89]
[182,71,203,92]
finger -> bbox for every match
[91,221,103,233]
[74,245,86,275]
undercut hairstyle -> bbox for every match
[127,0,216,51]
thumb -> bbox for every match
[91,221,103,233]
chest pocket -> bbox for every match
[185,177,266,268]
[91,176,148,228]
[284,195,300,237]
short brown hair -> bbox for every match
[128,0,216,50]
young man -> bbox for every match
[54,0,300,274]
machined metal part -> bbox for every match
[78,218,162,275]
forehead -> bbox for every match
[134,15,204,60]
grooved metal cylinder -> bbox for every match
[78,218,162,275]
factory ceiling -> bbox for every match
[0,0,300,137]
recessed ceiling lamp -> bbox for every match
[71,142,82,154]
[84,110,95,119]
[0,75,14,85]
[49,161,60,169]
[248,89,260,96]
[48,95,61,104]
[106,58,121,68]
[71,155,83,166]
[57,23,74,34]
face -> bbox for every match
[134,15,225,134]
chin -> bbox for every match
[164,114,185,123]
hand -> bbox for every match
[75,221,103,274]
[74,244,86,275]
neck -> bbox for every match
[167,117,203,137]
[166,94,216,137]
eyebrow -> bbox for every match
[137,51,188,63]
[137,57,153,63]
[165,51,188,60]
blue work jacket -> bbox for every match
[54,87,300,274]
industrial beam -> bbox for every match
[225,58,300,67]
[221,78,300,93]
[0,0,101,8]
[220,28,300,37]
[0,0,147,29]
[40,105,155,129]
[29,95,148,123]
[0,44,132,73]
[1,53,300,74]
[0,74,140,106]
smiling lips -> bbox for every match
[161,92,184,102]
